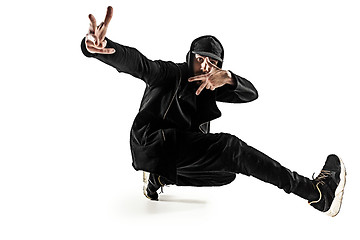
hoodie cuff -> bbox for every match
[227,70,239,91]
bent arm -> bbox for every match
[81,37,172,86]
[215,71,258,103]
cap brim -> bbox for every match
[192,51,223,62]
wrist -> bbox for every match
[226,70,235,85]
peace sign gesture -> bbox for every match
[85,6,115,54]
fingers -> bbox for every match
[196,82,207,95]
[189,74,210,95]
[86,39,107,50]
[97,22,104,31]
[205,57,220,70]
[85,36,115,54]
[86,33,99,47]
[88,14,97,33]
[188,74,208,82]
[87,6,112,45]
[86,33,100,46]
[190,74,217,95]
[104,6,113,27]
[89,6,112,30]
[87,39,107,49]
[86,45,116,54]
[195,82,215,95]
[194,78,215,95]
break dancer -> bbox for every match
[81,6,346,217]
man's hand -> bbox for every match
[85,6,115,54]
[188,58,234,95]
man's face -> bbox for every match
[193,54,219,76]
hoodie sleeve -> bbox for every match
[81,37,177,87]
[215,71,258,103]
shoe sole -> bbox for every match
[325,157,347,217]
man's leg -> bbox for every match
[175,131,318,201]
[145,130,346,216]
[236,144,319,201]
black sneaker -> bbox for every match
[143,172,166,201]
[309,154,346,217]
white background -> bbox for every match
[1,0,359,239]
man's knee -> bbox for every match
[217,133,249,173]
[220,133,247,149]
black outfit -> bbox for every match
[80,37,318,201]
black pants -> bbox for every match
[172,131,318,201]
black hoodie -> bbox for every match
[81,36,258,182]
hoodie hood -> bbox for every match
[186,35,225,75]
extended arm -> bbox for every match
[81,6,174,86]
[81,37,173,86]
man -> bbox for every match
[81,6,346,217]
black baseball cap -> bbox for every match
[191,35,224,62]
